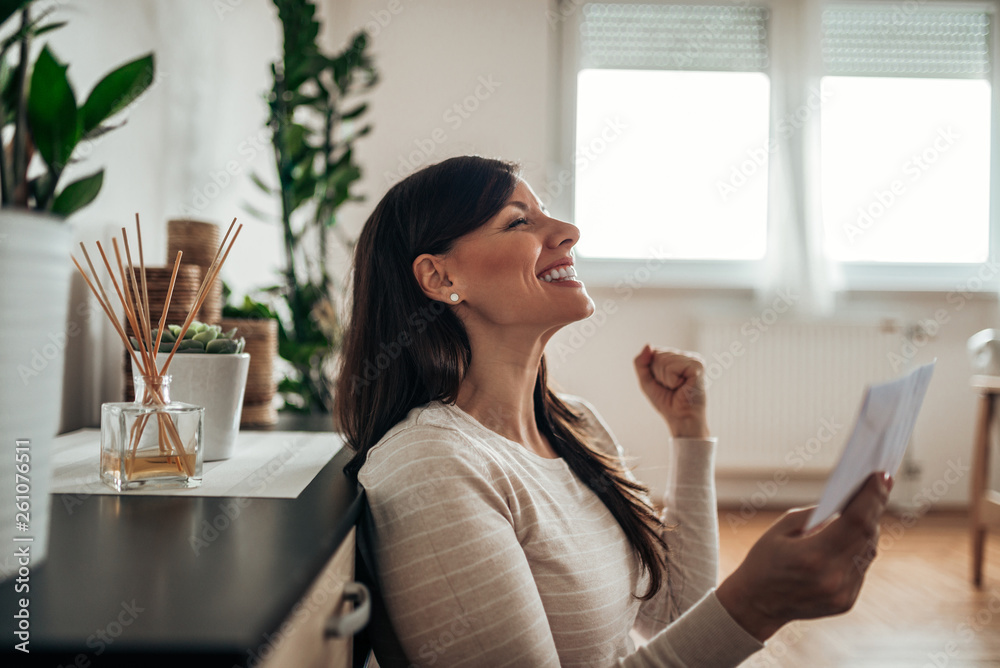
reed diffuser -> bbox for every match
[72,215,242,491]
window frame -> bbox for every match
[554,0,1000,292]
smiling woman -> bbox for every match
[335,156,891,667]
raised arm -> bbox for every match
[624,344,891,666]
[630,344,726,633]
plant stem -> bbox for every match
[11,8,30,207]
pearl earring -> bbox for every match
[450,293,459,302]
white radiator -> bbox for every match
[696,320,898,476]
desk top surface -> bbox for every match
[1,415,363,663]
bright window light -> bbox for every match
[820,76,992,263]
[574,69,770,260]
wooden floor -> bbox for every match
[717,511,1000,667]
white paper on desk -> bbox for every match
[805,361,936,531]
[49,430,344,498]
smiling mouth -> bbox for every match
[538,265,579,283]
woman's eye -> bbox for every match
[507,218,528,229]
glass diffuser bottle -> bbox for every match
[72,216,242,494]
[101,373,204,491]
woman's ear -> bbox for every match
[412,254,454,303]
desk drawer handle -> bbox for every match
[324,582,370,638]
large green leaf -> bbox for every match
[51,170,103,217]
[80,53,153,135]
[27,46,79,173]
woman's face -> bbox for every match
[419,179,595,332]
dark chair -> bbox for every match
[353,488,410,668]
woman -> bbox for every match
[336,156,889,667]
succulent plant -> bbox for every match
[130,321,246,355]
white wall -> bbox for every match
[547,287,998,508]
[49,0,281,428]
[48,0,995,509]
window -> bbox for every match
[564,1,997,290]
[573,4,772,261]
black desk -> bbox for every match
[1,416,362,666]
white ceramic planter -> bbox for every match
[0,211,72,581]
[134,352,250,461]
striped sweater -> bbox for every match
[358,396,764,667]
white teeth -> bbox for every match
[539,265,580,283]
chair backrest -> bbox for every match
[353,488,411,668]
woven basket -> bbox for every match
[167,219,222,325]
[222,317,279,426]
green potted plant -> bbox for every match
[242,0,377,415]
[131,323,251,461]
[0,0,155,580]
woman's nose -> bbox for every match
[546,217,580,249]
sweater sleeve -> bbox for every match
[621,438,764,667]
[633,437,724,636]
[563,396,764,666]
[359,426,562,667]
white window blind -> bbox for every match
[579,3,769,71]
[821,7,991,78]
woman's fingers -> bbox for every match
[769,506,814,537]
[717,474,892,641]
[821,473,890,553]
[633,344,710,437]
[649,348,705,389]
[633,344,656,386]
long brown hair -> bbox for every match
[336,156,669,599]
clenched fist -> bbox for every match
[633,344,709,439]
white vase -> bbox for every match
[0,211,72,581]
[133,352,250,461]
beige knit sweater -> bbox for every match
[358,396,764,667]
